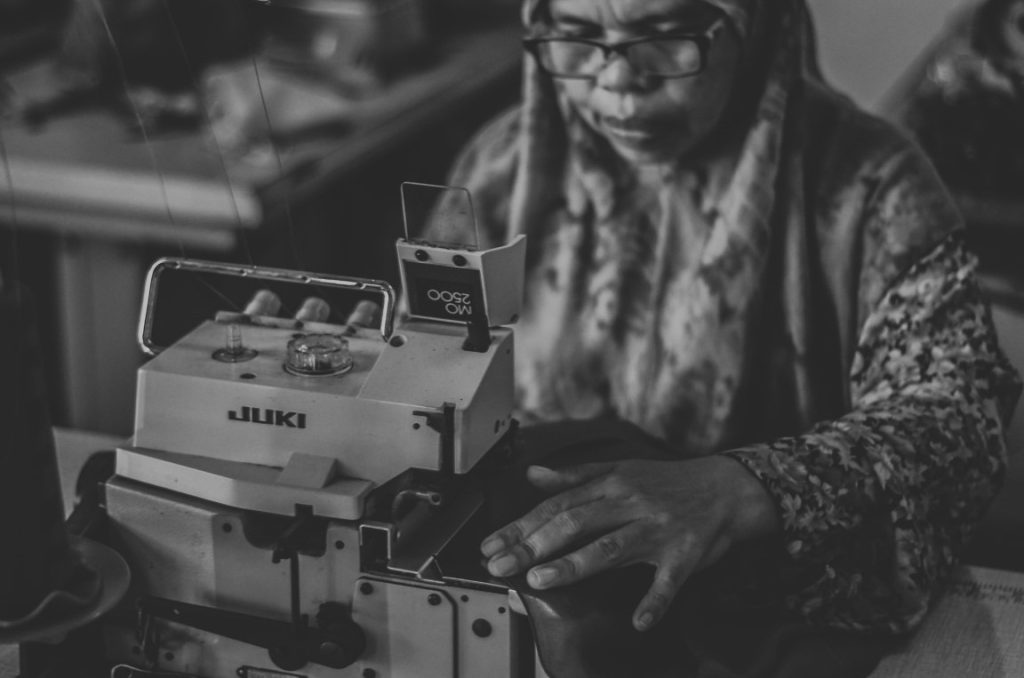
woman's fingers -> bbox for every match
[482,464,613,559]
[487,498,630,577]
[525,462,613,492]
[525,523,644,589]
[632,556,697,631]
[477,458,749,632]
[482,480,606,564]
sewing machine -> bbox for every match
[97,185,535,677]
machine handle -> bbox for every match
[138,597,365,671]
[137,257,397,356]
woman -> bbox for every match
[434,0,1024,643]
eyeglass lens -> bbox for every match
[539,38,703,78]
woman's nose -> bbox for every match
[595,53,650,92]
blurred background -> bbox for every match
[0,0,1021,445]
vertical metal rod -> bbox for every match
[440,402,456,476]
[289,553,301,629]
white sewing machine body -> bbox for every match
[99,203,540,677]
[119,317,515,520]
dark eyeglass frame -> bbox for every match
[522,16,727,80]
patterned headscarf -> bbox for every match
[477,0,817,452]
[443,0,904,455]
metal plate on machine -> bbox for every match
[240,667,308,678]
[352,578,455,677]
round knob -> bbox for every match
[285,333,353,376]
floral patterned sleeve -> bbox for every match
[725,233,1022,634]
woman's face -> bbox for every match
[545,0,744,166]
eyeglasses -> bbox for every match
[522,17,726,80]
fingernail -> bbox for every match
[636,612,654,631]
[528,567,556,588]
[481,536,504,558]
[488,554,517,577]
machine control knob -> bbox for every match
[213,324,257,363]
[285,333,353,376]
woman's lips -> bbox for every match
[599,115,663,141]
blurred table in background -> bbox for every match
[0,21,521,435]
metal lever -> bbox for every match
[412,402,457,475]
[462,309,492,353]
[272,508,316,634]
[137,597,365,671]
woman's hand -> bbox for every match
[481,456,780,631]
